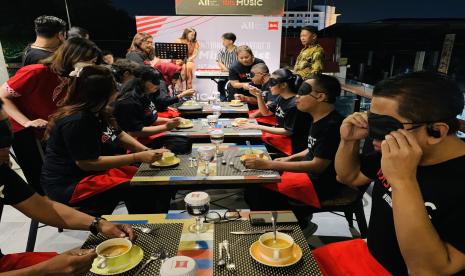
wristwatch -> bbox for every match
[89,217,106,235]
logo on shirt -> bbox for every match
[101,126,118,143]
[239,73,251,80]
[377,168,437,219]
[308,135,316,150]
[275,106,285,118]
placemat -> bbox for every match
[135,149,277,177]
[168,119,259,136]
[82,223,183,276]
[213,221,322,276]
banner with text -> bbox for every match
[136,16,282,97]
[175,0,285,16]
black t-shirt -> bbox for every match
[41,111,122,203]
[22,45,53,66]
[150,80,180,111]
[0,165,35,206]
[267,95,311,153]
[360,153,465,275]
[303,110,345,199]
[114,93,158,132]
[228,58,265,103]
[126,52,148,65]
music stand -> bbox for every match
[154,42,189,89]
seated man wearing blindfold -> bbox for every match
[244,74,345,230]
[312,72,465,275]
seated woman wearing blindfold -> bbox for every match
[313,72,465,276]
[239,68,311,155]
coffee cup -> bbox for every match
[95,238,132,272]
[162,152,176,163]
[257,232,294,262]
[231,99,241,105]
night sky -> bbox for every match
[112,0,465,23]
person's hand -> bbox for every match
[340,112,368,141]
[245,158,273,170]
[134,149,168,163]
[234,94,246,101]
[99,220,136,241]
[0,147,11,167]
[275,156,292,162]
[249,86,262,98]
[24,119,48,128]
[381,129,423,190]
[166,117,182,130]
[237,122,257,130]
[180,89,195,98]
[34,248,97,275]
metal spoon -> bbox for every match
[134,248,162,276]
[133,226,156,234]
[271,211,278,244]
[217,242,226,266]
[223,240,236,271]
[246,140,253,154]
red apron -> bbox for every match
[248,110,277,126]
[262,171,320,208]
[261,132,293,156]
[313,239,391,276]
[69,166,138,204]
[158,107,180,118]
[0,252,58,272]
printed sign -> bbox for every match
[175,0,285,16]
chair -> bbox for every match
[11,127,46,252]
[289,184,369,238]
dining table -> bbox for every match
[177,101,249,119]
[82,210,323,276]
[165,118,262,143]
[131,144,281,189]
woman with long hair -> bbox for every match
[126,32,155,65]
[0,37,102,198]
[240,68,311,155]
[41,65,171,214]
[175,28,200,89]
[114,66,192,154]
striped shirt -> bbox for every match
[216,46,238,69]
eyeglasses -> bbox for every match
[203,209,241,224]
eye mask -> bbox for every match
[367,112,404,140]
[297,82,312,96]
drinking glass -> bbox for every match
[209,129,224,157]
[185,192,210,233]
[198,145,215,175]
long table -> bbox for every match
[166,118,262,143]
[131,144,280,188]
[89,211,322,276]
[177,102,249,119]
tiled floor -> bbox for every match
[0,160,372,254]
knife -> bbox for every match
[230,227,294,235]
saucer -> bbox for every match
[177,120,194,129]
[151,157,181,167]
[231,118,249,127]
[229,102,244,107]
[249,241,302,267]
[90,245,144,275]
